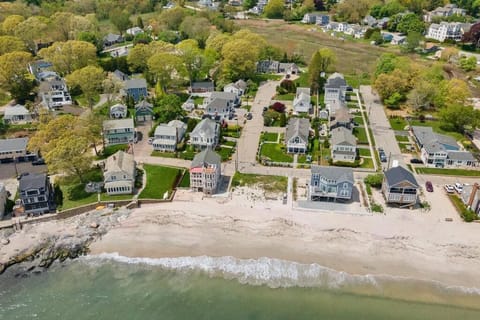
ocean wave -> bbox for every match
[82,253,480,296]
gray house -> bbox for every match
[3,104,33,124]
[293,87,311,113]
[103,33,124,47]
[110,103,128,119]
[324,73,348,107]
[103,118,135,146]
[285,118,310,154]
[204,92,240,108]
[0,137,32,162]
[308,166,354,202]
[152,120,187,152]
[331,127,357,163]
[382,166,419,206]
[190,149,222,195]
[18,173,55,216]
[204,98,233,120]
[103,150,135,195]
[190,118,220,150]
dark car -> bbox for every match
[32,158,45,166]
[246,113,253,120]
[410,158,423,164]
[425,181,434,192]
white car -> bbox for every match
[454,183,463,194]
[147,137,154,145]
[444,184,455,193]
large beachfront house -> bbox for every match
[103,150,135,195]
[308,166,354,202]
[190,149,222,195]
[331,127,357,163]
[285,118,310,154]
[190,118,220,150]
[382,166,419,206]
[18,173,55,216]
[152,120,187,152]
[426,22,470,42]
[103,118,135,146]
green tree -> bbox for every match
[79,110,105,156]
[396,13,425,34]
[14,16,48,53]
[439,104,480,133]
[335,0,373,23]
[0,36,26,55]
[176,39,209,82]
[402,31,422,53]
[158,7,187,30]
[264,0,285,18]
[434,78,471,108]
[38,40,97,75]
[459,56,477,71]
[375,53,398,76]
[243,0,258,9]
[66,66,105,109]
[364,173,383,188]
[1,14,24,35]
[220,39,259,82]
[147,53,188,91]
[179,16,211,48]
[309,48,336,91]
[0,51,34,103]
[153,94,185,123]
[109,9,132,35]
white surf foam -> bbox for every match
[82,253,480,296]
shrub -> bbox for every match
[279,79,296,93]
[271,102,286,113]
[371,203,384,213]
[364,173,383,188]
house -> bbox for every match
[124,78,148,102]
[345,24,366,39]
[330,107,353,130]
[152,120,187,152]
[204,98,233,120]
[382,166,419,205]
[205,92,240,108]
[315,15,330,26]
[103,118,135,146]
[228,0,242,6]
[293,87,311,113]
[0,137,33,162]
[324,73,348,106]
[0,183,7,219]
[110,103,128,119]
[126,27,144,36]
[278,62,300,75]
[39,77,72,109]
[363,15,378,27]
[3,104,33,124]
[190,149,222,195]
[223,79,247,96]
[103,33,123,47]
[103,150,135,195]
[285,118,310,154]
[424,4,467,23]
[391,34,407,45]
[257,60,299,74]
[182,98,195,112]
[134,99,154,122]
[28,60,54,81]
[302,13,329,25]
[331,127,356,163]
[426,22,470,42]
[462,183,480,214]
[308,166,354,202]
[112,69,129,82]
[189,81,215,94]
[18,173,55,216]
[190,118,220,150]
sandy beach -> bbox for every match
[88,188,480,290]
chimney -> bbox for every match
[467,183,479,208]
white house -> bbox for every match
[324,73,348,106]
[293,87,311,113]
[39,77,72,109]
[223,79,247,96]
[103,150,136,195]
[110,103,128,119]
[424,4,467,22]
[3,104,33,124]
[190,118,220,150]
[285,118,310,154]
[331,127,356,163]
[204,98,233,120]
[152,120,187,152]
[126,27,144,36]
[426,22,470,42]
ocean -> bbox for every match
[1,254,480,320]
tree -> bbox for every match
[335,0,373,23]
[374,69,410,104]
[439,104,480,133]
[50,12,94,41]
[243,0,258,9]
[0,51,35,103]
[136,16,144,29]
[439,47,459,62]
[80,110,105,156]
[459,56,477,71]
[264,0,285,19]
[38,41,97,75]
[66,66,105,109]
[109,9,131,35]
[158,7,187,30]
[176,40,208,82]
[14,16,48,53]
[153,94,185,123]
[435,78,471,108]
[1,14,24,35]
[403,31,422,53]
[147,53,187,91]
[220,39,259,82]
[374,53,398,77]
[28,115,93,183]
[396,13,425,34]
[179,16,211,48]
[103,72,124,104]
[364,173,383,188]
[407,79,438,111]
[0,36,26,55]
[309,48,336,91]
[370,1,405,18]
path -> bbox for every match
[355,88,378,171]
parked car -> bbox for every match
[444,184,455,193]
[454,183,463,194]
[246,113,253,120]
[32,158,45,166]
[410,158,423,164]
[147,137,154,145]
[425,181,433,192]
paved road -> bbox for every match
[354,88,378,171]
[360,85,404,169]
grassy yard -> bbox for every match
[178,171,190,188]
[359,157,374,169]
[151,151,177,158]
[353,127,368,144]
[98,144,129,160]
[193,96,204,106]
[231,172,287,193]
[415,167,480,177]
[217,146,234,161]
[139,165,182,199]
[395,135,409,142]
[358,148,371,157]
[100,193,134,202]
[294,72,309,87]
[275,93,295,101]
[260,143,293,163]
[389,117,464,141]
[222,140,237,147]
[261,132,278,142]
[56,169,103,210]
[74,93,100,107]
[354,116,365,126]
[389,117,408,131]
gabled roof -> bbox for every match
[235,79,247,90]
[210,91,237,101]
[191,149,221,168]
[191,118,218,138]
[154,124,177,136]
[325,73,347,89]
[135,99,153,110]
[191,81,214,89]
[4,104,30,117]
[125,78,147,90]
[105,150,135,175]
[447,151,476,161]
[0,137,28,152]
[19,173,47,191]
[103,118,134,130]
[384,166,419,188]
[286,117,310,143]
[104,33,122,42]
[331,127,356,146]
[113,69,129,81]
[206,98,230,112]
[311,165,354,184]
[411,126,458,151]
[168,120,187,130]
[110,103,127,112]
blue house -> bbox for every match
[124,78,148,102]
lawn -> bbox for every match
[231,172,287,193]
[358,148,371,157]
[415,167,480,177]
[74,93,100,107]
[344,73,372,88]
[359,157,374,169]
[261,132,278,142]
[395,135,409,142]
[353,127,368,144]
[139,164,183,199]
[354,116,365,126]
[217,146,234,161]
[222,140,237,147]
[56,169,104,210]
[389,117,464,141]
[294,72,309,87]
[275,93,295,101]
[389,117,408,131]
[193,96,204,106]
[260,143,293,163]
[100,193,134,202]
[178,171,190,188]
[151,151,177,158]
[98,144,129,160]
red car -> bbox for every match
[425,181,433,192]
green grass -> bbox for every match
[98,144,129,160]
[193,96,204,106]
[354,116,365,126]
[275,93,295,101]
[358,148,371,157]
[56,168,104,210]
[415,167,480,176]
[389,117,408,131]
[359,157,374,169]
[395,135,409,142]
[389,117,464,141]
[222,140,237,147]
[74,93,100,107]
[139,164,182,199]
[217,146,234,161]
[260,143,293,163]
[353,127,368,144]
[344,73,372,88]
[100,193,134,202]
[261,132,278,142]
[449,194,478,222]
[231,172,287,193]
[151,151,177,158]
[0,89,11,105]
[294,72,309,87]
[179,171,190,188]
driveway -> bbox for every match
[360,85,404,169]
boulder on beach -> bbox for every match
[1,238,10,245]
[90,222,99,229]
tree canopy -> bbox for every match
[38,40,97,75]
